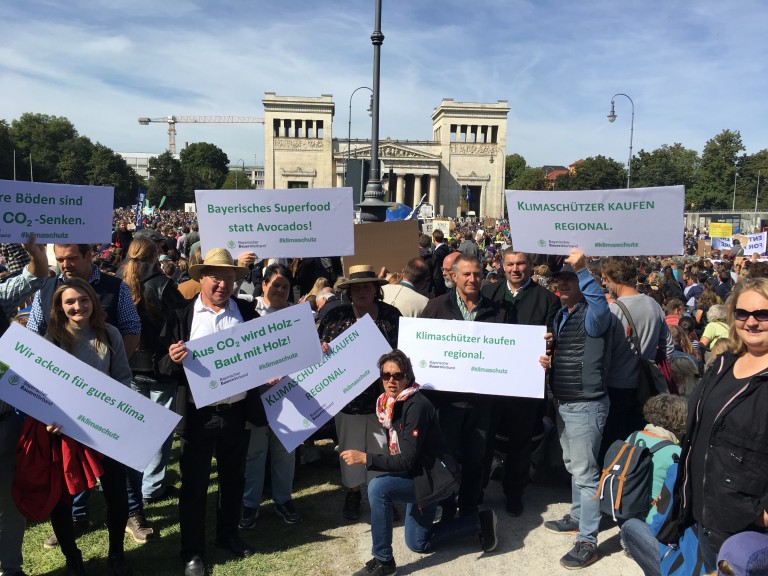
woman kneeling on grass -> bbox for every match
[340,350,498,576]
[42,278,133,576]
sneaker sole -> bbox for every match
[276,512,302,525]
[125,526,155,544]
[560,552,599,570]
[482,511,498,553]
[544,525,579,536]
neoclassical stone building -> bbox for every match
[262,92,509,218]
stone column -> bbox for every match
[414,174,423,205]
[429,175,438,209]
[396,174,405,204]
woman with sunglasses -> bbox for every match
[341,350,497,576]
[658,278,768,573]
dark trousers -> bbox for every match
[599,387,644,462]
[50,456,127,562]
[496,397,544,499]
[434,402,491,514]
[179,401,249,561]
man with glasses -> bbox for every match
[161,248,256,576]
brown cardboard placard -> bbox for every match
[697,239,711,258]
[343,220,421,277]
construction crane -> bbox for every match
[137,116,265,155]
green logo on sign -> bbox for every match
[419,359,427,368]
[538,239,546,247]
[209,380,218,389]
[227,240,236,249]
[302,419,311,428]
[8,374,21,386]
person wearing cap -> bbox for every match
[317,265,402,521]
[160,248,256,576]
[541,249,614,570]
[718,532,768,576]
[27,244,142,550]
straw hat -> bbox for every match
[337,265,388,289]
[188,248,248,281]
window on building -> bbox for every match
[287,181,309,189]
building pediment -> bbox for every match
[338,142,441,161]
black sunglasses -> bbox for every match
[733,308,768,322]
[380,371,405,381]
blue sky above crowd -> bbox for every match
[2,0,766,170]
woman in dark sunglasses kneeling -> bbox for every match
[657,278,768,574]
[341,349,497,576]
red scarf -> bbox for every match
[376,384,420,455]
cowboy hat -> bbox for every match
[188,248,248,281]
[337,265,388,289]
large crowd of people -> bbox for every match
[0,208,767,576]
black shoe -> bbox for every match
[275,500,302,524]
[479,509,498,552]
[107,553,132,576]
[560,540,598,569]
[239,506,259,530]
[544,513,580,535]
[214,535,255,558]
[64,554,90,576]
[352,557,397,576]
[343,490,362,520]
[183,556,206,576]
[505,494,523,517]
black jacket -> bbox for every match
[481,279,560,329]
[658,352,768,550]
[366,391,458,508]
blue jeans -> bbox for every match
[621,518,661,576]
[0,413,25,575]
[243,426,295,508]
[126,374,177,512]
[368,474,480,562]
[556,396,609,545]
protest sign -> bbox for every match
[0,181,113,244]
[343,220,420,276]
[506,186,684,256]
[182,303,323,407]
[422,219,450,238]
[0,324,180,471]
[262,315,391,452]
[397,318,546,398]
[709,222,733,238]
[195,188,354,259]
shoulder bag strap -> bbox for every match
[614,299,643,357]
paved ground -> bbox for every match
[327,478,643,576]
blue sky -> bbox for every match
[2,0,767,170]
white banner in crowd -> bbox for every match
[398,318,546,398]
[262,315,391,453]
[505,186,685,256]
[182,303,323,407]
[712,232,767,255]
[0,324,180,471]
[194,188,354,259]
[0,181,113,244]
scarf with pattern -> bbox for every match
[376,384,420,455]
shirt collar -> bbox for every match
[507,276,532,295]
[194,294,235,315]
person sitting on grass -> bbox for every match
[341,350,497,576]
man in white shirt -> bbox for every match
[381,257,430,317]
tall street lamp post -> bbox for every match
[236,159,245,190]
[358,0,389,223]
[346,86,373,186]
[607,93,634,189]
[756,169,762,212]
[733,171,739,211]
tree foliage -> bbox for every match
[9,113,78,184]
[688,129,745,210]
[504,153,527,187]
[88,144,142,208]
[147,152,184,209]
[220,169,254,190]
[554,156,626,190]
[630,144,699,191]
[509,166,547,190]
[180,142,229,200]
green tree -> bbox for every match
[509,166,546,190]
[738,149,768,211]
[688,129,746,210]
[88,144,142,208]
[57,136,96,184]
[180,142,229,201]
[220,169,253,190]
[9,113,78,183]
[630,144,699,191]
[554,156,626,190]
[504,153,527,187]
[148,152,184,209]
[0,120,14,181]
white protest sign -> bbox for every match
[261,315,391,453]
[0,181,113,244]
[195,188,354,259]
[506,186,684,256]
[0,324,180,471]
[182,303,323,407]
[422,219,450,238]
[398,318,546,398]
[743,232,767,255]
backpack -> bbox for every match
[598,431,674,522]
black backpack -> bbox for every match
[598,431,674,522]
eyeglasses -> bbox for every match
[203,275,232,285]
[733,308,768,322]
[380,372,405,381]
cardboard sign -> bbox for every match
[343,220,420,276]
[0,181,113,244]
[709,222,733,238]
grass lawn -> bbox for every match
[21,439,355,575]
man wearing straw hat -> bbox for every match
[160,248,257,576]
